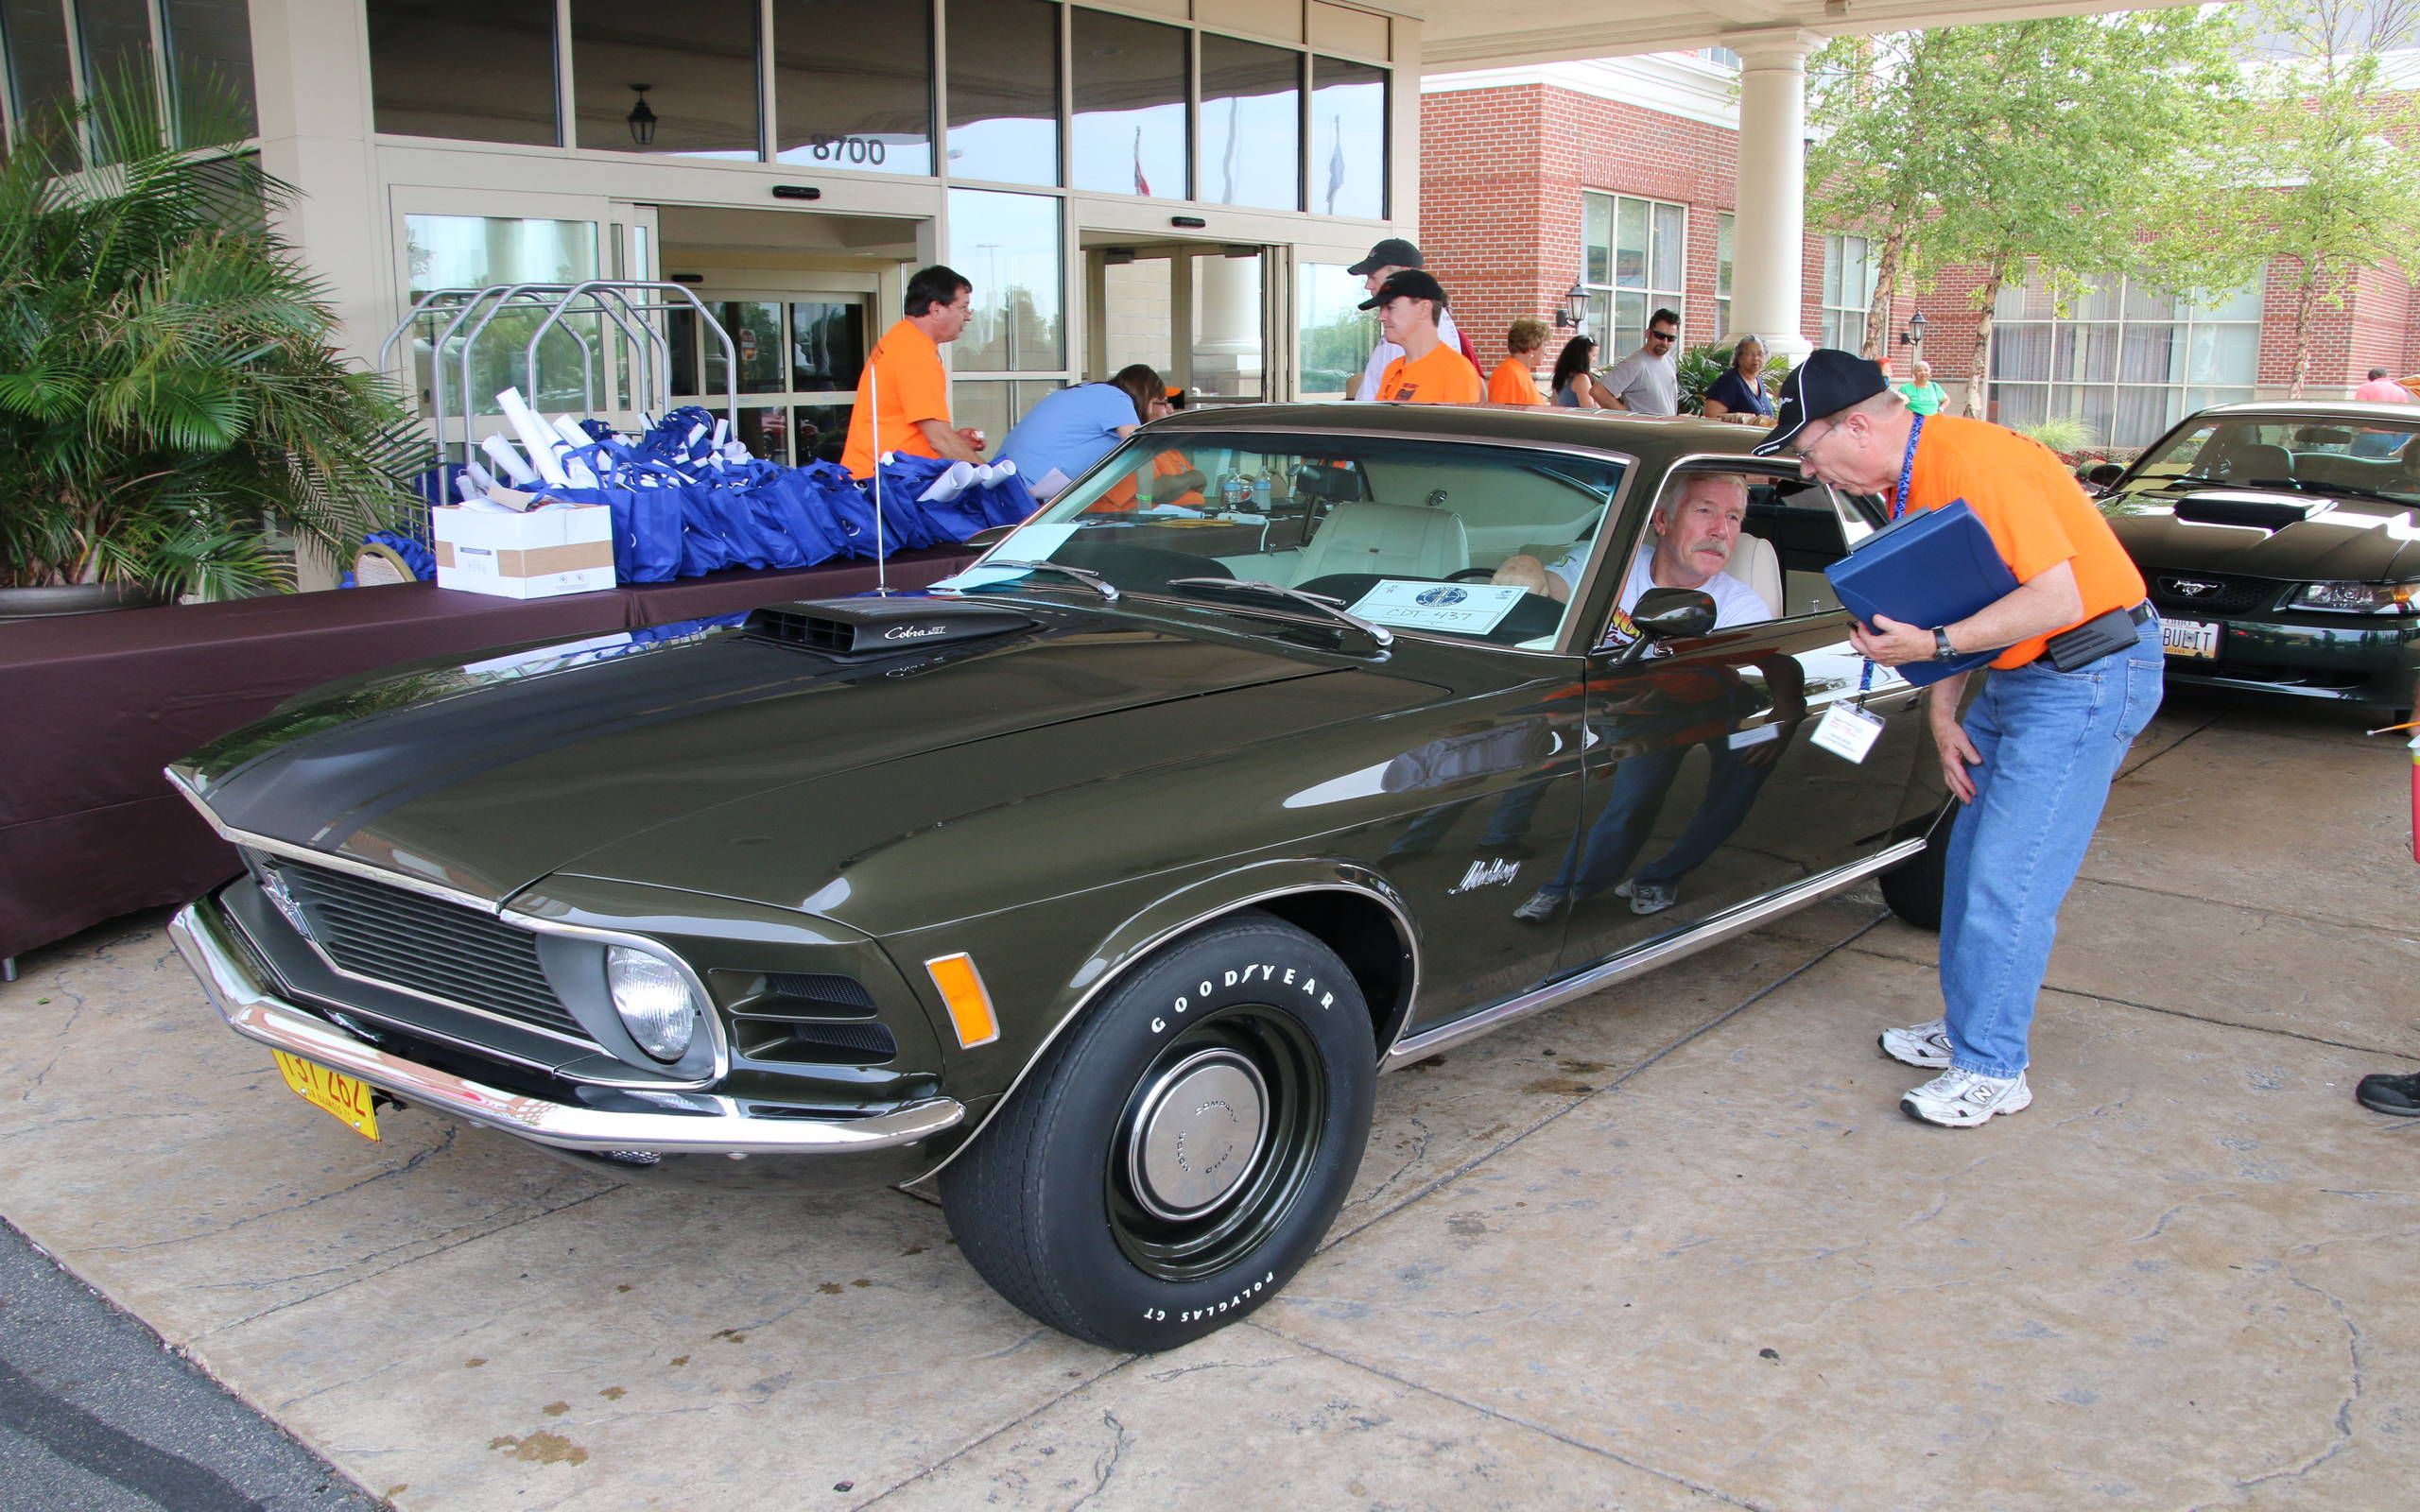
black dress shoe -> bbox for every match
[2355,1071,2420,1116]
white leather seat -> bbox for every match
[1721,532,1785,620]
[1293,501,1471,582]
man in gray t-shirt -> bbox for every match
[1599,307,1680,415]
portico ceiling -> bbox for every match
[1410,0,2204,69]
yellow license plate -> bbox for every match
[271,1050,380,1141]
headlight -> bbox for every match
[2290,581,2418,614]
[605,946,699,1061]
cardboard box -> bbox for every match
[431,503,615,599]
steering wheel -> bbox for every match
[1446,568,1500,583]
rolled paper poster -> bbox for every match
[454,472,482,504]
[920,461,977,504]
[480,432,540,488]
[545,414,601,489]
[462,457,499,494]
[495,387,572,489]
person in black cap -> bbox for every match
[1358,270,1481,404]
[1346,237,1478,400]
[1758,350,2164,1129]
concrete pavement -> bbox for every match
[1,694,2412,1510]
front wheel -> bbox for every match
[1879,816,1952,931]
[941,911,1375,1350]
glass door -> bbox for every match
[665,289,873,467]
[1083,243,1270,405]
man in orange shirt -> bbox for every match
[1488,318,1549,405]
[840,265,987,478]
[1765,349,2161,1129]
[1093,388,1207,511]
[1364,271,1482,404]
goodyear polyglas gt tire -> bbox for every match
[940,910,1374,1350]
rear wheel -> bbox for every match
[1879,819,1952,931]
[941,912,1374,1351]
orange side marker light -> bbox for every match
[925,953,1000,1048]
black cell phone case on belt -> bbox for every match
[2042,606,2140,671]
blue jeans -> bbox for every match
[1540,724,1772,900]
[1937,619,2165,1076]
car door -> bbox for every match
[1551,461,1924,972]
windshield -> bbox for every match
[936,430,1631,648]
[2120,415,2420,504]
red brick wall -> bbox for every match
[1420,79,2412,396]
[1422,82,1914,376]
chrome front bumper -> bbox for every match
[168,898,966,1160]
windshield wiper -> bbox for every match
[971,559,1120,601]
[1164,576,1394,647]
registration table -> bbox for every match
[0,547,975,969]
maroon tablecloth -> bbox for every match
[1,545,974,964]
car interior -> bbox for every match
[2140,421,2420,503]
[1020,436,1883,645]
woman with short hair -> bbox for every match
[1700,335,1776,424]
[1489,318,1551,405]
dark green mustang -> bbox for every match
[170,404,1952,1350]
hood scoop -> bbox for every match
[744,596,1040,657]
[2173,494,2319,532]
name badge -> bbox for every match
[1810,703,1885,765]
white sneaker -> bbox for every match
[1512,890,1562,923]
[1900,1068,2031,1127]
[1878,1018,1954,1069]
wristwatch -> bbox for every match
[1931,627,1957,661]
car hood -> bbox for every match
[173,606,1396,904]
[2112,488,2420,581]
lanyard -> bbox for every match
[1856,414,1927,701]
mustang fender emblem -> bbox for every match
[2167,578,2218,597]
[1449,858,1522,895]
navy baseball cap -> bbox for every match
[1347,237,1425,277]
[1754,349,1893,455]
[1359,268,1447,311]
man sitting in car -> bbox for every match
[1491,475,1796,919]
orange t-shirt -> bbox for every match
[1905,414,2147,670]
[1378,344,1484,404]
[1095,449,1203,512]
[840,319,950,478]
[1487,357,1546,405]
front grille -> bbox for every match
[2151,573,2276,616]
[272,861,592,1043]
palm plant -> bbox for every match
[0,75,419,599]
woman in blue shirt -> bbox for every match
[1549,336,1603,408]
[1700,335,1775,424]
[997,365,1163,495]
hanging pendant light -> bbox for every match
[627,85,658,147]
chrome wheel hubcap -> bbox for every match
[1127,1049,1269,1221]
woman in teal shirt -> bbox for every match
[1897,357,1947,416]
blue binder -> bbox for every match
[1824,498,2017,687]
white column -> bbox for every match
[247,0,386,369]
[1730,31,1820,365]
[1192,252,1264,400]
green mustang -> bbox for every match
[169,404,1953,1350]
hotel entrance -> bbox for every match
[1083,239,1282,408]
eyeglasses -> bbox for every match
[1647,329,1676,343]
[1788,420,1835,461]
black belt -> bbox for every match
[2043,601,2153,671]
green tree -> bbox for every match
[1807,11,2251,421]
[2209,1,2420,397]
[0,76,419,597]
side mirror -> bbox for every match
[1610,588,1719,662]
[2079,460,2125,491]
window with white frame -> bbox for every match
[1989,264,2264,449]
[1820,233,1876,354]
[1582,191,1685,358]
[1716,214,1734,339]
